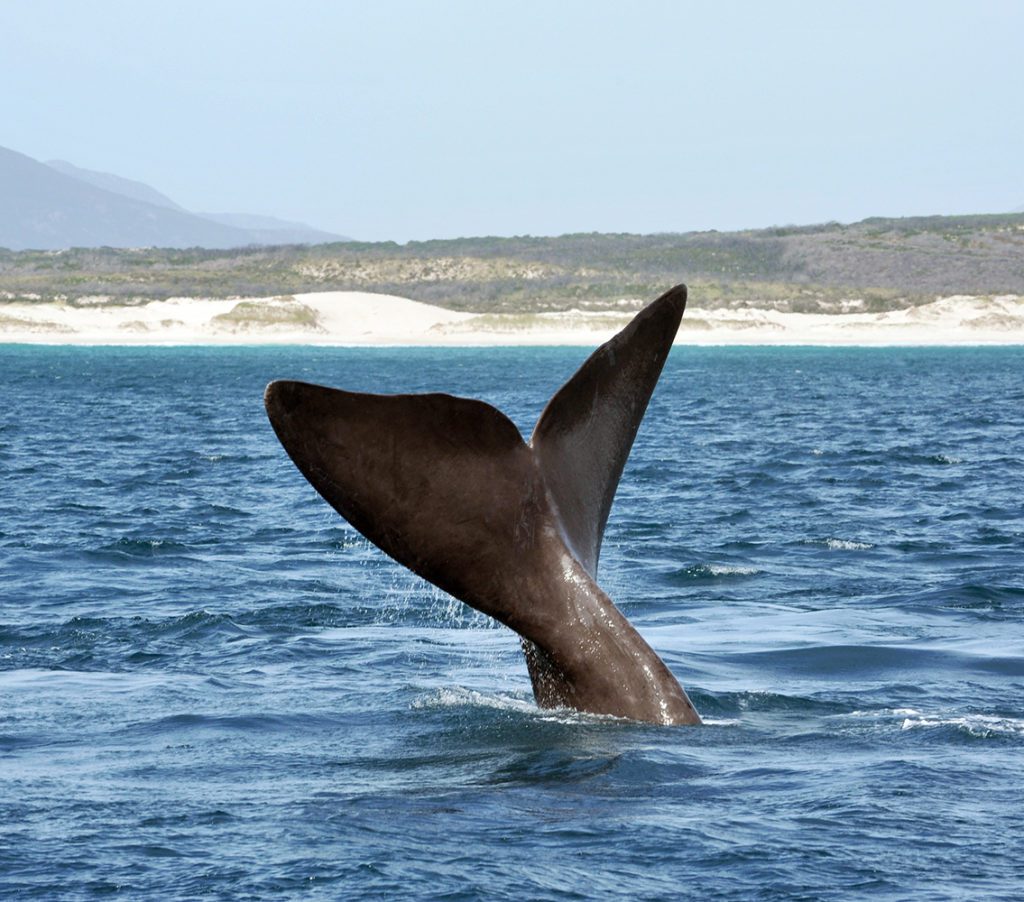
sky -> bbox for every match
[2,0,1022,242]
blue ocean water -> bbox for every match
[1,343,1023,900]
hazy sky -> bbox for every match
[3,1,1021,241]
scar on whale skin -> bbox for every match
[264,284,700,725]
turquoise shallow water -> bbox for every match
[1,344,1023,900]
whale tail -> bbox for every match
[264,285,699,725]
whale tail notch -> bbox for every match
[264,284,698,724]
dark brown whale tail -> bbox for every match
[264,285,700,725]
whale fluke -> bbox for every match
[264,284,700,725]
[532,285,686,576]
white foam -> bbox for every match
[900,714,1024,736]
[412,686,539,715]
[707,564,760,576]
[411,687,639,725]
[848,707,923,718]
[824,538,873,551]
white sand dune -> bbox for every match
[2,290,1023,346]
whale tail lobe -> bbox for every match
[531,284,686,574]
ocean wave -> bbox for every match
[146,610,250,641]
[123,711,346,736]
[662,563,762,585]
[82,537,197,561]
[412,686,539,715]
[904,583,1024,620]
[900,713,1024,739]
[799,537,874,551]
[693,689,849,716]
[710,643,1021,680]
[847,707,924,718]
[411,687,639,727]
[240,601,360,630]
[0,610,254,657]
[0,667,171,693]
[825,538,873,550]
[842,707,1024,741]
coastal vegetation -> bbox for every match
[2,212,1022,314]
[209,297,323,332]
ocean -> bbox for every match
[2,344,1022,900]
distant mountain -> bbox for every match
[0,145,258,251]
[46,159,187,212]
[0,144,349,250]
[197,212,348,245]
[50,162,351,245]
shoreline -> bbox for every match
[2,290,1023,347]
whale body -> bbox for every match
[264,284,701,725]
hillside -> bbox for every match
[46,159,188,211]
[2,212,1023,314]
[0,146,348,250]
[0,146,258,251]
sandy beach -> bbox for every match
[2,290,1023,346]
